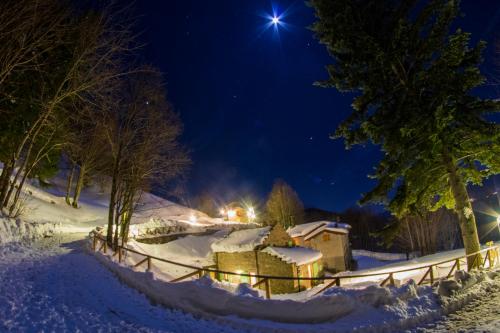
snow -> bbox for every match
[211,226,271,253]
[415,270,500,332]
[335,245,498,287]
[287,221,349,239]
[3,171,500,331]
[353,249,410,261]
[353,249,407,270]
[91,232,500,331]
[0,234,245,333]
[4,231,500,332]
[262,246,322,265]
[0,172,234,246]
[125,231,230,280]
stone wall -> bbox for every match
[264,224,293,247]
[215,250,298,294]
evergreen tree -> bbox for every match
[265,179,304,228]
[310,0,500,266]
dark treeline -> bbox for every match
[0,0,189,248]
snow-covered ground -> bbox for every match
[2,173,500,331]
[89,234,500,331]
[0,173,236,245]
[126,231,231,280]
[0,234,248,333]
[334,245,498,288]
[416,284,500,332]
[353,249,407,270]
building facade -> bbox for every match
[211,225,323,294]
[288,221,353,272]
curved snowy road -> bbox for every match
[0,234,249,333]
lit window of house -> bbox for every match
[322,233,330,241]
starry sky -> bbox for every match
[133,1,500,212]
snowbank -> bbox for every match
[0,217,61,244]
[89,239,500,331]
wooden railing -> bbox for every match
[89,231,499,299]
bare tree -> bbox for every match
[0,2,135,215]
[392,208,462,256]
[104,69,190,247]
[265,179,304,228]
[0,0,70,89]
[194,191,218,217]
[64,103,110,207]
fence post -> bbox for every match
[494,247,499,267]
[118,246,122,263]
[456,258,461,271]
[147,257,151,271]
[103,241,107,253]
[264,278,271,299]
[429,265,434,284]
[335,277,340,287]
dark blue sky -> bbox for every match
[134,1,500,212]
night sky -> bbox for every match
[133,1,500,212]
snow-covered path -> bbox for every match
[0,234,249,333]
[417,282,500,332]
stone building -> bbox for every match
[288,221,352,272]
[211,224,323,294]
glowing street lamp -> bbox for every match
[227,209,236,220]
[247,207,256,222]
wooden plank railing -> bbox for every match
[89,231,499,300]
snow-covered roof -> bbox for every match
[287,221,350,240]
[211,227,271,253]
[262,246,322,266]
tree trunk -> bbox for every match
[444,150,481,270]
[107,145,122,246]
[0,158,14,205]
[8,165,31,216]
[2,156,28,208]
[65,162,76,205]
[113,199,121,250]
[72,164,85,208]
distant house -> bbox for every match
[221,202,253,223]
[288,221,352,272]
[211,224,323,294]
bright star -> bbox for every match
[272,16,280,25]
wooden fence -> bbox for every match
[90,232,499,299]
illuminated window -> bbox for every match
[322,233,330,241]
[250,272,257,286]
